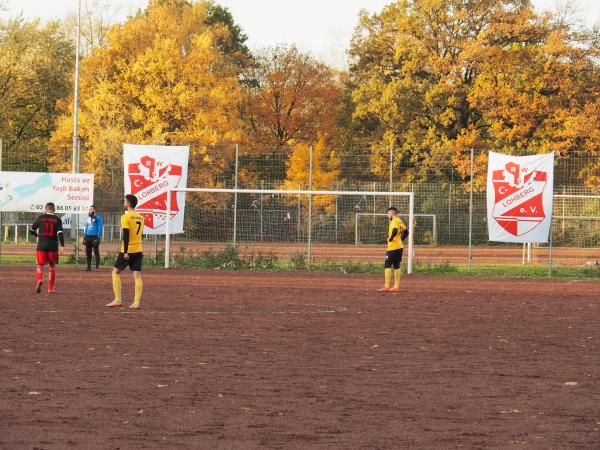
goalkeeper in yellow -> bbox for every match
[106,194,144,309]
[378,207,407,292]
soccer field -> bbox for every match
[1,266,600,448]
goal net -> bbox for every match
[164,188,415,273]
[550,194,600,266]
[520,194,600,266]
[355,213,436,246]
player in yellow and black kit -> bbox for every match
[378,207,407,292]
[106,194,144,309]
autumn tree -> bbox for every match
[204,2,250,69]
[282,136,341,213]
[348,0,600,187]
[50,0,249,204]
[243,45,341,149]
[0,18,74,169]
[466,5,600,186]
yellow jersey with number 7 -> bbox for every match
[121,211,144,253]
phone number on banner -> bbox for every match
[30,204,84,212]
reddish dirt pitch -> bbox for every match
[1,266,600,449]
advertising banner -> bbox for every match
[0,172,94,213]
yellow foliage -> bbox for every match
[283,136,341,213]
[349,0,600,187]
[50,0,246,199]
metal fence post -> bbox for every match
[561,186,566,238]
[297,182,301,243]
[548,219,554,277]
[448,183,452,245]
[373,182,376,212]
[0,138,3,265]
[389,147,393,207]
[468,148,474,271]
[165,190,171,268]
[307,145,313,263]
[260,180,264,242]
[233,144,239,246]
[335,178,339,243]
[408,193,415,274]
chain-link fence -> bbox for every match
[1,139,599,274]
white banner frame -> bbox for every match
[487,152,554,243]
[123,144,189,235]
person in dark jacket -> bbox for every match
[83,205,104,271]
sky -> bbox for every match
[4,0,600,68]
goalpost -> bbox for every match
[520,194,600,267]
[548,194,600,274]
[165,188,415,273]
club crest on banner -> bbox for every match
[128,155,183,230]
[486,152,554,243]
[492,161,547,236]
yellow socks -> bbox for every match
[394,269,401,289]
[110,272,142,308]
[112,272,122,303]
[384,268,393,288]
[133,277,143,306]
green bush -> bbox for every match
[174,245,243,269]
[414,261,459,274]
[246,251,279,270]
[582,233,600,247]
[289,252,307,270]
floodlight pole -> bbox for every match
[72,0,81,175]
[72,0,82,262]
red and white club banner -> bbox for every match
[487,151,554,243]
[123,144,189,235]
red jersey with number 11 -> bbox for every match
[30,214,64,252]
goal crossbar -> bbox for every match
[165,188,415,273]
[554,195,600,199]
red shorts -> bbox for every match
[36,251,59,266]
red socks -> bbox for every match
[48,268,56,290]
[35,265,43,282]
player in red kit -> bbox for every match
[29,202,65,294]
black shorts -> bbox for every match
[84,236,100,247]
[385,249,403,269]
[114,252,143,272]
